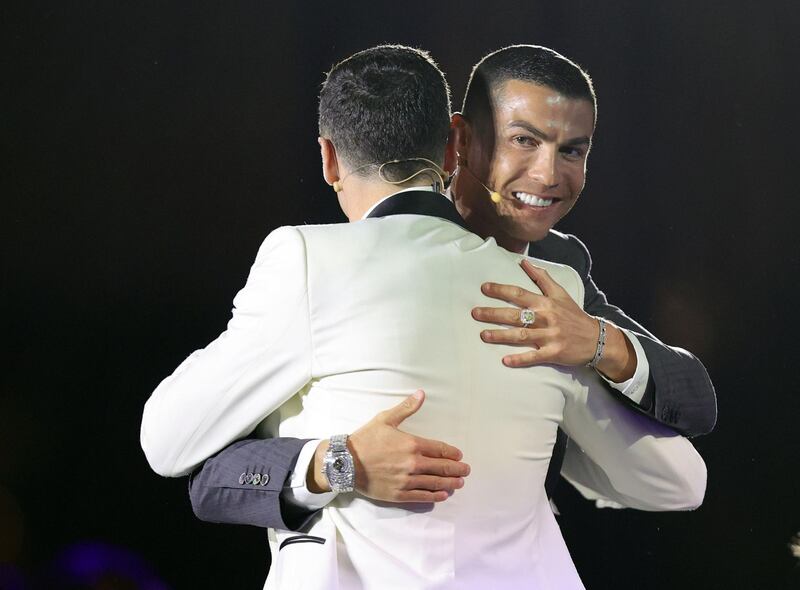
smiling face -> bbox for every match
[454,80,595,252]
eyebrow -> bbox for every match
[507,120,591,146]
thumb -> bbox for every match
[383,389,425,427]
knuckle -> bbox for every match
[401,458,416,473]
[517,329,529,342]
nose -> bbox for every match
[528,146,559,189]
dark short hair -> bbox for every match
[462,45,596,127]
[318,45,451,181]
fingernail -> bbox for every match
[481,331,490,340]
[412,390,423,400]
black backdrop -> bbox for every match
[4,1,799,588]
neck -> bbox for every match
[343,179,433,222]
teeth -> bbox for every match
[514,192,554,207]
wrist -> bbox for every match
[307,439,331,493]
[595,323,636,383]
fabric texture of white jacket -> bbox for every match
[141,204,705,589]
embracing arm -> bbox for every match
[572,234,717,436]
[188,437,315,530]
[140,226,313,477]
[187,390,471,530]
[561,370,707,511]
[480,232,717,437]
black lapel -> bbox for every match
[366,190,470,232]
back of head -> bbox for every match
[462,44,596,129]
[318,45,451,181]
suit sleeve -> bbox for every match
[140,226,314,477]
[568,234,717,436]
[560,371,707,511]
[188,437,322,530]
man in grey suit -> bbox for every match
[186,45,716,530]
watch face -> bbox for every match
[324,441,355,493]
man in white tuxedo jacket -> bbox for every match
[141,45,705,589]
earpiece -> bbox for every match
[458,160,503,204]
[334,157,447,194]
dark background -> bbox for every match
[3,1,799,588]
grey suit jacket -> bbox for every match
[187,201,716,530]
[529,230,717,433]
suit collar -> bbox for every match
[365,189,470,232]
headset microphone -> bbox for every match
[460,162,502,203]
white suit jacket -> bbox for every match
[141,193,706,589]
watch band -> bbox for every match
[329,433,349,453]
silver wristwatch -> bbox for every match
[322,434,355,493]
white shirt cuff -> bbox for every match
[281,439,338,511]
[599,328,649,405]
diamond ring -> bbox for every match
[519,308,535,327]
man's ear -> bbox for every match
[443,119,458,176]
[450,113,471,163]
[318,137,339,186]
